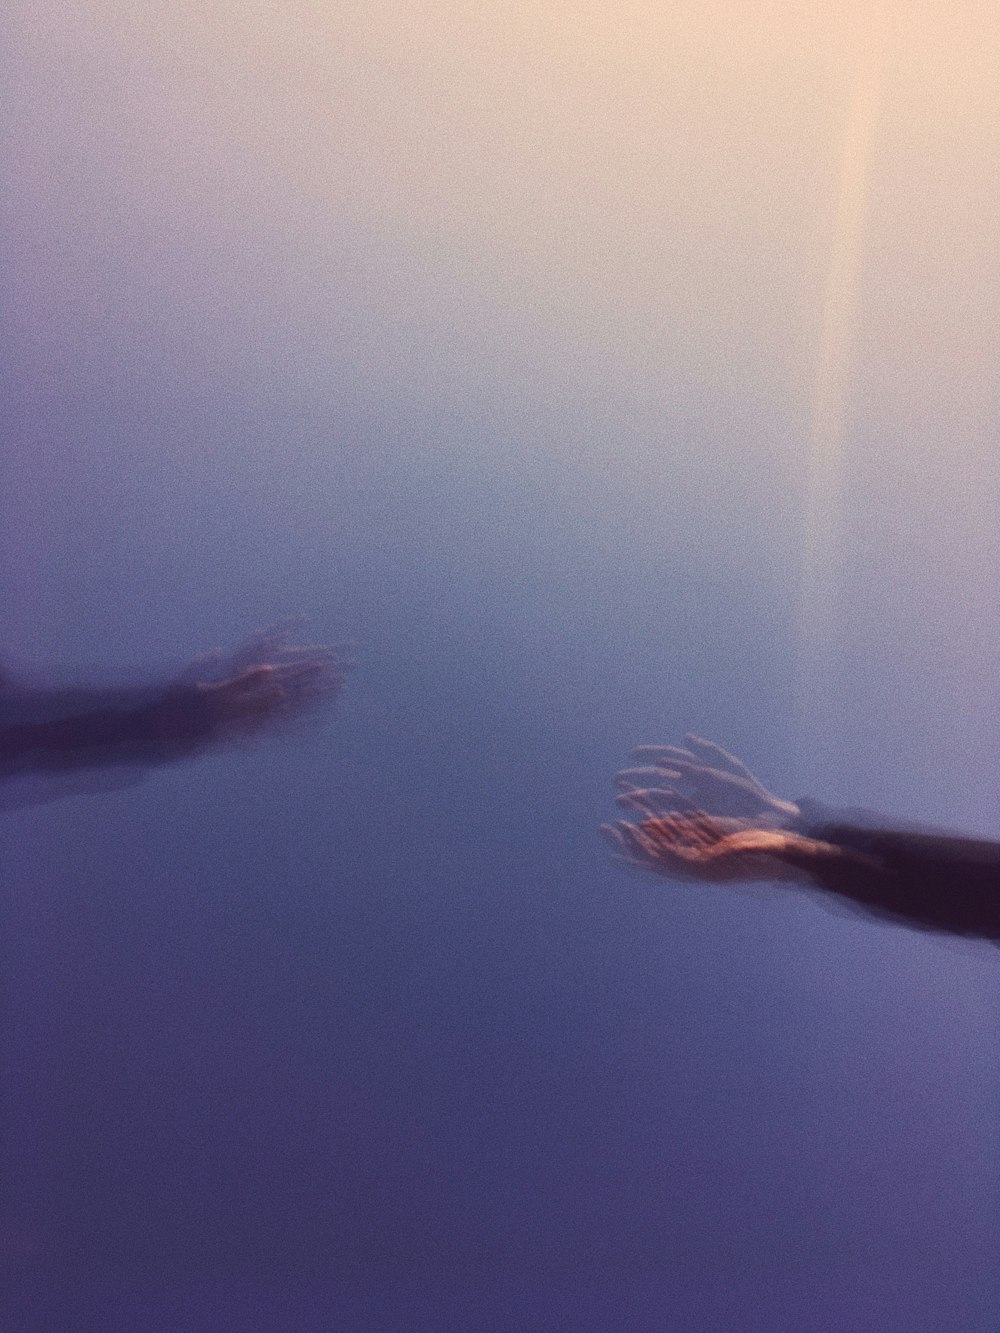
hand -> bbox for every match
[174,621,353,743]
[614,733,800,826]
[177,618,351,684]
[601,811,811,884]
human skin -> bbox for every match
[606,737,1000,942]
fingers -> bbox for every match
[628,812,719,856]
[618,762,755,820]
[223,620,356,676]
[201,654,347,737]
[619,734,776,828]
[632,736,761,785]
[607,738,784,885]
[211,666,286,711]
[263,644,355,671]
[180,620,356,689]
[617,819,664,862]
[650,811,725,848]
[599,822,626,851]
[602,819,679,854]
[615,766,683,785]
[600,822,656,863]
[603,804,762,885]
[201,680,286,739]
[599,825,661,872]
[630,744,696,765]
[186,620,355,713]
[683,733,759,784]
[268,658,343,688]
[227,664,275,691]
[614,786,700,818]
[621,755,746,792]
[224,624,300,675]
[628,759,716,786]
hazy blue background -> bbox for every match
[3,2,1000,1328]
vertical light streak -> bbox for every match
[796,47,882,787]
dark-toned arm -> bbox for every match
[610,734,1000,942]
[0,683,216,776]
[604,812,1000,943]
[790,823,1000,941]
[0,622,350,790]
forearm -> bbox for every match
[0,683,216,777]
[783,835,1000,941]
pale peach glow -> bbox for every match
[796,40,883,782]
[7,2,999,807]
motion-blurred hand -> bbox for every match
[0,622,353,801]
[614,733,800,827]
[170,620,352,745]
[600,811,813,884]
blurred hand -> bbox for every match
[614,733,800,827]
[601,811,812,884]
[172,620,353,744]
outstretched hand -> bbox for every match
[600,811,811,884]
[614,733,800,827]
[172,620,352,745]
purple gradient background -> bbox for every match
[3,3,1000,1329]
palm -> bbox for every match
[601,812,799,884]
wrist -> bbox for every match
[780,835,842,870]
